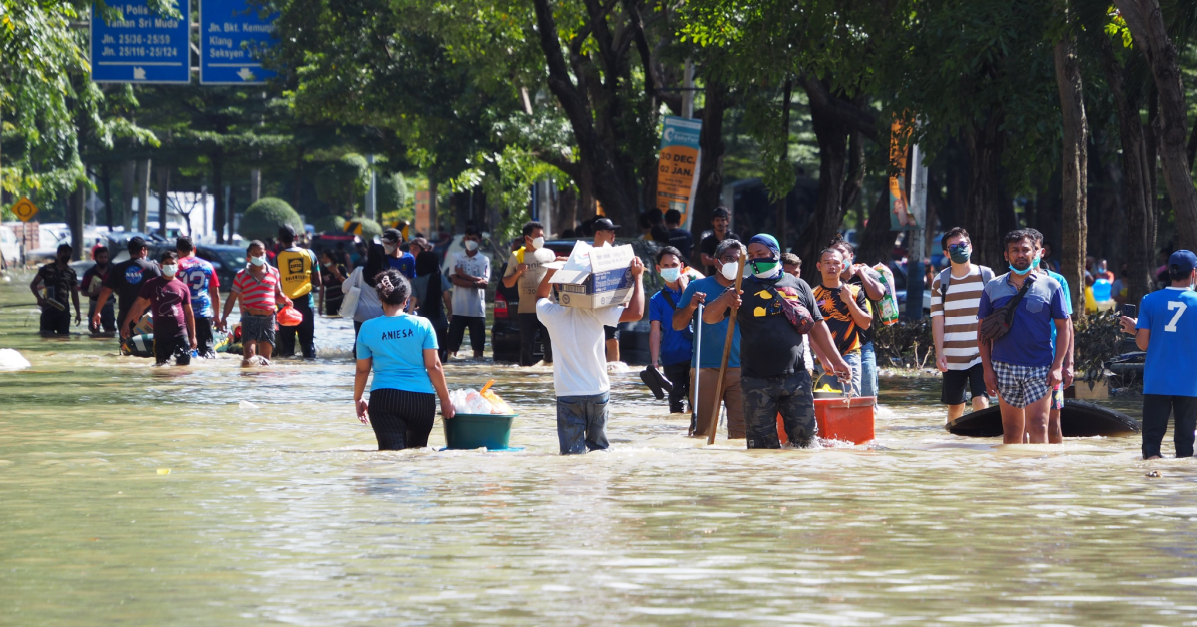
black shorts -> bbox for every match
[604,325,620,341]
[942,362,988,405]
[155,334,192,366]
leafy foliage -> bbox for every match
[240,197,303,240]
[1074,310,1124,383]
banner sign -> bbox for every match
[655,116,703,230]
[888,119,918,231]
[200,0,278,84]
[91,0,191,83]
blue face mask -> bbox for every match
[659,267,681,283]
[1009,253,1038,276]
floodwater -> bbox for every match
[2,271,1197,627]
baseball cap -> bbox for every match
[127,236,147,253]
[381,228,402,244]
[278,224,297,239]
[1169,250,1197,275]
[593,218,620,231]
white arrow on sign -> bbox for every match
[133,67,147,80]
[237,67,255,81]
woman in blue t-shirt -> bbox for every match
[353,269,456,449]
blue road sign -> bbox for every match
[200,0,278,84]
[91,0,191,83]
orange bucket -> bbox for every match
[776,396,876,445]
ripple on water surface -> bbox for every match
[2,275,1196,625]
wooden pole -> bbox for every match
[706,255,746,445]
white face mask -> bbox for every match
[161,264,178,278]
[719,261,738,281]
[464,240,479,252]
[531,236,545,250]
[248,255,266,267]
[383,243,397,254]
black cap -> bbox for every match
[593,218,620,232]
[278,224,297,239]
[381,228,402,243]
[127,236,147,253]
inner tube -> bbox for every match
[947,399,1140,438]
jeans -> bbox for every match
[278,299,316,358]
[859,341,878,400]
[556,392,610,455]
[741,369,816,449]
[448,316,486,355]
[518,312,551,366]
[843,351,862,396]
[663,361,691,414]
[87,298,115,334]
[1142,394,1197,458]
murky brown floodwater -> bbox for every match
[2,270,1196,626]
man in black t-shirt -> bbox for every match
[705,234,850,449]
[698,206,739,276]
[29,243,80,335]
[92,237,162,336]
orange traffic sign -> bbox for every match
[12,197,38,222]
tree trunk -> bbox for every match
[101,163,114,232]
[157,166,170,238]
[690,80,729,239]
[858,185,895,266]
[69,181,86,261]
[1113,0,1197,251]
[795,101,850,285]
[137,159,151,233]
[964,111,1007,271]
[530,0,640,235]
[293,149,304,215]
[121,161,135,230]
[775,79,793,252]
[429,174,439,236]
[212,150,226,243]
[1055,27,1089,315]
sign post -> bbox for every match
[655,116,703,230]
[199,0,278,84]
[91,0,191,83]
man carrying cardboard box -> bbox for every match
[535,243,646,454]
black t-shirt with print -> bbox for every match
[103,258,162,315]
[38,262,78,307]
[735,273,822,378]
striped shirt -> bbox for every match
[232,266,282,313]
[929,265,987,370]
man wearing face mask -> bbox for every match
[592,218,623,362]
[93,237,162,339]
[30,243,81,336]
[649,246,701,414]
[221,240,292,367]
[977,229,1072,444]
[120,251,197,366]
[812,247,872,396]
[931,227,995,424]
[676,239,746,437]
[448,226,490,359]
[81,246,115,335]
[381,229,416,280]
[502,221,556,366]
[704,235,851,448]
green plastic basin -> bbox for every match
[443,413,518,450]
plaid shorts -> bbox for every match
[992,360,1050,408]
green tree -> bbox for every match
[240,197,303,240]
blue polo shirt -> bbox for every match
[388,253,416,280]
[977,272,1069,368]
[1137,287,1197,396]
[1045,270,1073,345]
[649,285,694,366]
[679,276,741,369]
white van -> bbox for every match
[0,225,19,267]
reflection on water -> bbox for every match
[2,272,1197,625]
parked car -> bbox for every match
[490,237,663,365]
[0,225,19,268]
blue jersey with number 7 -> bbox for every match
[1138,287,1197,396]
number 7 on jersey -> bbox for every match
[1165,301,1188,332]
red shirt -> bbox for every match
[232,266,281,313]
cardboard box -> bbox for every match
[549,241,635,309]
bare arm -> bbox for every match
[979,330,997,396]
[423,348,455,419]
[672,290,705,331]
[842,289,872,328]
[29,273,45,306]
[92,287,114,321]
[931,315,948,372]
[852,265,886,301]
[1136,328,1150,351]
[502,264,526,288]
[617,260,646,322]
[208,284,221,321]
[354,357,372,423]
[809,321,850,379]
[184,302,197,349]
[71,282,81,322]
[1047,317,1071,388]
[649,320,662,367]
[702,287,739,324]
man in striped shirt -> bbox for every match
[219,240,292,367]
[931,227,994,423]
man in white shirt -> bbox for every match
[931,227,994,424]
[535,255,646,454]
[448,226,490,359]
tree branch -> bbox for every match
[800,75,879,141]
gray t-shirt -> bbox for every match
[502,247,555,314]
[451,251,490,318]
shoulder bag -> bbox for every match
[978,276,1033,342]
[338,267,364,318]
[765,282,816,335]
